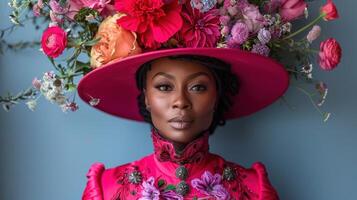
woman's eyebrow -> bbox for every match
[152,72,212,81]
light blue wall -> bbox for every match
[1,1,356,199]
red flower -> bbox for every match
[279,0,307,21]
[320,0,339,21]
[41,26,67,58]
[179,3,220,48]
[114,0,182,49]
[319,38,342,71]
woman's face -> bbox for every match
[144,57,217,146]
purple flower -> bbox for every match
[191,171,230,200]
[230,22,249,45]
[251,43,270,57]
[161,190,184,200]
[139,177,183,200]
[139,177,160,200]
[257,28,271,44]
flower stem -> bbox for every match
[283,14,324,40]
[294,85,323,116]
[305,49,319,54]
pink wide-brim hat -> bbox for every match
[77,48,289,121]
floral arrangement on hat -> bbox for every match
[0,0,342,122]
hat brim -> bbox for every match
[78,48,289,121]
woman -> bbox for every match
[80,50,288,199]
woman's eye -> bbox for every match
[191,85,207,92]
[155,84,172,91]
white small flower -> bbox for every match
[55,95,67,105]
[301,64,313,73]
[281,22,292,33]
[26,100,37,111]
[60,104,69,113]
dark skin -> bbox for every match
[144,57,217,151]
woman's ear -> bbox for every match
[143,89,150,111]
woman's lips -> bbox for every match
[168,121,193,130]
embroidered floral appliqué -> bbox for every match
[191,171,230,200]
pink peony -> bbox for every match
[67,0,115,19]
[115,0,183,49]
[230,22,249,45]
[41,26,67,58]
[280,0,307,21]
[179,3,220,47]
[319,38,342,71]
[242,4,266,33]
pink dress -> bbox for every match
[82,128,279,200]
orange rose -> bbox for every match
[90,13,142,68]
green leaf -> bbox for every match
[165,184,176,191]
[83,37,101,47]
[157,179,165,188]
[74,7,99,22]
[66,83,77,92]
[74,61,90,72]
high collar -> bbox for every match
[150,127,210,165]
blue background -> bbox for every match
[1,1,356,199]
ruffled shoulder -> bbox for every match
[82,162,105,200]
[243,162,280,200]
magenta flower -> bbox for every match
[180,3,221,47]
[191,171,230,200]
[318,38,342,71]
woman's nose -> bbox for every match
[172,89,192,110]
